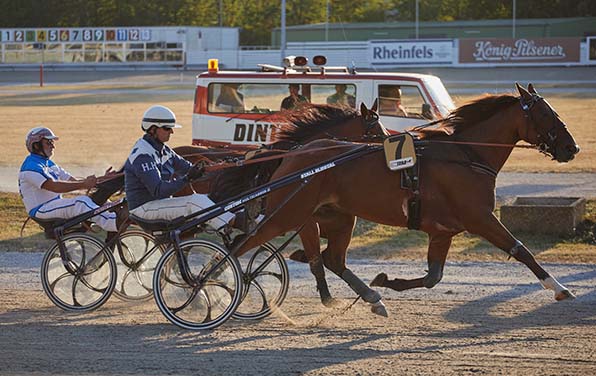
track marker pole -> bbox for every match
[39,65,44,87]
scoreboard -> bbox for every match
[0,28,152,43]
[0,26,240,65]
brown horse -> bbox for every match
[232,83,580,316]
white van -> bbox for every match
[191,57,455,147]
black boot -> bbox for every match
[231,210,251,233]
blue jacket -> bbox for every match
[124,134,192,210]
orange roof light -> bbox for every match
[208,59,219,73]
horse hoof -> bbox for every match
[371,300,388,317]
[370,273,387,287]
[288,249,308,263]
[555,289,576,301]
[322,297,340,308]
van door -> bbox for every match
[374,81,434,133]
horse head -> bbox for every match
[360,99,390,140]
[516,83,580,162]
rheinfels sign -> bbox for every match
[460,38,580,64]
[369,40,453,65]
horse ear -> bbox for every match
[371,98,379,112]
[516,82,531,100]
[528,83,537,94]
[360,102,368,116]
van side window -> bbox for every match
[207,83,358,113]
[378,85,431,119]
[310,84,357,108]
[210,83,245,113]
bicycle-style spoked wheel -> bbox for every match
[41,233,116,312]
[153,240,243,330]
[233,242,289,320]
[112,229,164,301]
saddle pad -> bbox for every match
[383,133,417,171]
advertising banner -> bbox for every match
[459,38,581,64]
[369,39,453,65]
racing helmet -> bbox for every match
[141,105,182,131]
[25,126,59,153]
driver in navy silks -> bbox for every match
[124,105,251,232]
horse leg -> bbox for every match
[320,213,388,317]
[371,233,453,291]
[298,219,336,307]
[469,212,574,301]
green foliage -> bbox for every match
[1,0,595,45]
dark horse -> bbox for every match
[230,83,580,315]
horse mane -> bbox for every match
[274,103,359,144]
[415,94,519,139]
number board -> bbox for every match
[105,30,116,41]
[128,29,139,41]
[71,29,82,42]
[82,29,93,41]
[117,29,127,41]
[1,30,13,42]
[60,30,69,42]
[141,29,151,41]
[26,30,35,42]
[36,30,47,42]
[94,29,104,41]
[48,30,59,42]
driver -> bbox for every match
[18,127,118,232]
[124,105,247,231]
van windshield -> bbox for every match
[208,83,357,113]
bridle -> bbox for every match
[361,111,387,141]
[519,93,562,159]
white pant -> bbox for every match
[130,194,234,230]
[35,196,117,232]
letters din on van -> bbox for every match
[233,123,272,142]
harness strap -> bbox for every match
[456,143,499,178]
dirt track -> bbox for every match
[1,257,595,375]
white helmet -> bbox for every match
[26,126,59,153]
[141,105,182,131]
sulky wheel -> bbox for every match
[233,242,290,320]
[153,239,243,330]
[112,229,165,301]
[40,233,116,312]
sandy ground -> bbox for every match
[1,67,595,375]
[1,255,595,376]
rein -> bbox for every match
[203,144,366,172]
